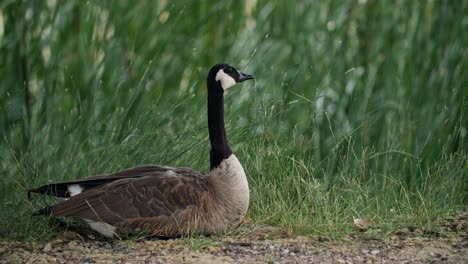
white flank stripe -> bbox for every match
[68,184,84,197]
[84,219,117,238]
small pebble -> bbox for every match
[42,243,52,252]
[224,238,235,243]
[205,246,217,253]
[366,254,377,261]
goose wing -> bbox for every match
[28,165,179,198]
[38,168,211,225]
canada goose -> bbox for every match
[28,64,255,238]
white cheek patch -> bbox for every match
[215,69,236,90]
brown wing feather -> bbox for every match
[47,169,211,226]
[29,165,178,198]
[70,165,177,182]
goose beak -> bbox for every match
[237,71,255,82]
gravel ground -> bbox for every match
[1,213,466,263]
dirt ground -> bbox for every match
[1,213,466,264]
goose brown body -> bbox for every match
[29,64,254,238]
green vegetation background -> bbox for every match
[0,1,466,240]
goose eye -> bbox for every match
[225,67,233,73]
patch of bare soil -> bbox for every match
[1,213,466,263]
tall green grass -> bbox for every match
[1,1,466,240]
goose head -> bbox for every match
[208,64,255,92]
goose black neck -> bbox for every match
[207,82,232,170]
